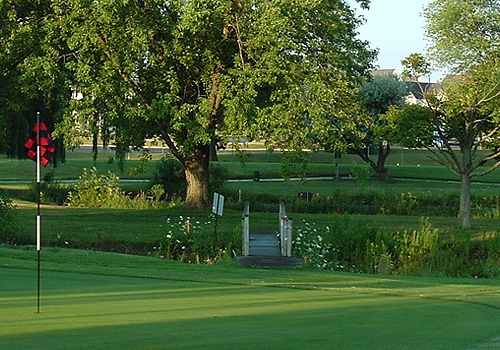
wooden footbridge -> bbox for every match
[236,202,302,269]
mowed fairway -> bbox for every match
[1,247,500,350]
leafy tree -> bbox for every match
[35,0,375,207]
[0,1,41,158]
[388,0,500,228]
[0,0,68,164]
[401,53,432,83]
[349,73,408,181]
[424,0,500,72]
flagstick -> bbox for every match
[36,112,41,314]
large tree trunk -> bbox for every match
[209,135,218,162]
[375,143,390,182]
[459,173,472,229]
[183,145,211,208]
[352,142,390,182]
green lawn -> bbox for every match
[4,146,500,183]
[225,177,500,197]
[2,148,500,349]
[1,246,500,350]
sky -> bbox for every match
[348,0,444,81]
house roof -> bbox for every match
[371,68,441,104]
[405,81,436,100]
[371,69,400,78]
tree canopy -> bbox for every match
[0,0,376,206]
[0,0,69,162]
[388,0,500,228]
[350,73,407,181]
[424,0,500,73]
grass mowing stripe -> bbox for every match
[2,266,499,350]
[2,246,500,308]
[1,246,500,349]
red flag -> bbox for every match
[25,122,55,167]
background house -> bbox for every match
[371,69,437,106]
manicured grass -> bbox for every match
[225,177,500,199]
[0,152,158,181]
[4,146,500,183]
[1,246,499,350]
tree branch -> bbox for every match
[97,35,151,110]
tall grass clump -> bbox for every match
[293,216,500,278]
[472,195,500,219]
[396,218,440,275]
[151,214,240,263]
[394,221,500,278]
[476,233,500,278]
[293,215,380,272]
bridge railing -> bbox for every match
[241,201,292,257]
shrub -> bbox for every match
[152,157,229,202]
[147,184,166,207]
[67,167,125,207]
[152,155,186,200]
[0,192,20,245]
[365,231,395,274]
[222,190,282,212]
[473,233,500,278]
[209,163,229,194]
[223,189,461,217]
[351,164,372,192]
[67,167,166,209]
[471,195,500,219]
[27,181,69,206]
[25,171,69,205]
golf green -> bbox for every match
[2,258,499,350]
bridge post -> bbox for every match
[279,202,292,257]
[242,201,250,256]
[285,218,293,257]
